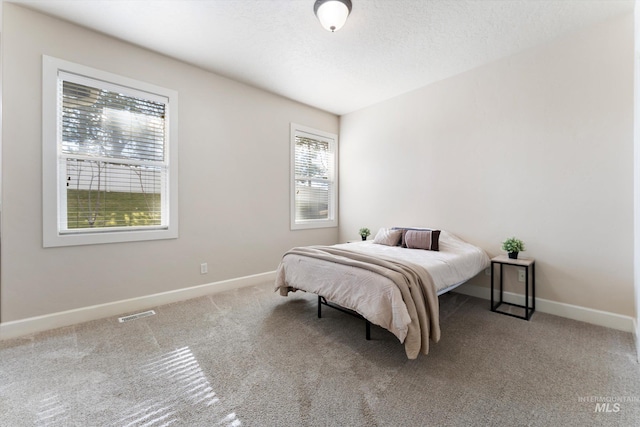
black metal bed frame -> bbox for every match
[318,295,372,340]
[316,279,467,341]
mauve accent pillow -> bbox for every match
[372,228,403,246]
[404,229,441,251]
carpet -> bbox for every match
[0,282,638,426]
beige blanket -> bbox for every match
[275,246,440,359]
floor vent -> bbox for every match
[118,310,156,323]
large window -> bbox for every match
[42,56,178,247]
[290,123,337,230]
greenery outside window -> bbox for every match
[290,123,338,230]
[42,56,179,247]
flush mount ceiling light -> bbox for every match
[314,0,352,32]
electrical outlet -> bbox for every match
[484,268,490,276]
[200,263,208,275]
[518,269,525,282]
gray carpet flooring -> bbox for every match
[1,281,639,426]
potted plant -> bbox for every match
[502,237,525,259]
[359,227,371,241]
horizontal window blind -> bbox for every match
[65,159,162,229]
[294,180,330,220]
[59,74,169,233]
[294,133,334,222]
[62,81,165,162]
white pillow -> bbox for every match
[372,228,403,246]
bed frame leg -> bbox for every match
[318,294,372,340]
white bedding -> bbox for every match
[334,230,490,293]
[276,230,490,343]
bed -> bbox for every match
[274,228,490,359]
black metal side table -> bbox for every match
[490,255,535,320]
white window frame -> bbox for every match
[290,123,338,230]
[42,55,179,247]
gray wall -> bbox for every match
[1,4,635,324]
[339,13,635,316]
[1,4,339,322]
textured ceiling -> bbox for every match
[11,0,635,115]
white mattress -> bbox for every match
[277,230,490,342]
[334,230,490,293]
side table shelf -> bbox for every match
[490,255,535,320]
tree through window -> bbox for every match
[42,56,178,247]
[62,79,165,230]
[290,124,337,230]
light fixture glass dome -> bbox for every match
[314,0,352,32]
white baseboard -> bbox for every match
[3,275,633,341]
[454,284,635,333]
[0,271,276,341]
[635,319,640,363]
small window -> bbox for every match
[290,123,338,230]
[42,56,179,247]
